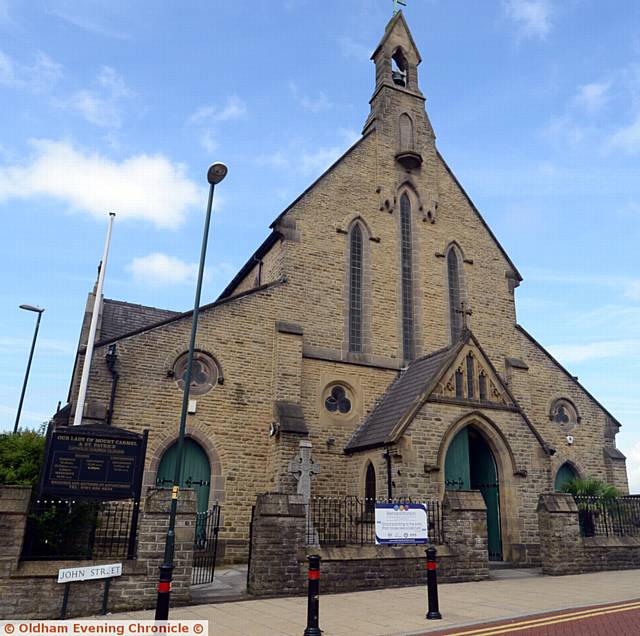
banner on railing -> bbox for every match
[375,502,429,545]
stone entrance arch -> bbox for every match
[437,412,518,562]
[146,430,224,510]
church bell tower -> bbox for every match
[363,10,435,166]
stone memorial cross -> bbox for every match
[288,439,321,502]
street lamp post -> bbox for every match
[155,162,228,621]
[14,305,45,434]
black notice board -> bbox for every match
[40,423,148,500]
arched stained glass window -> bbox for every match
[349,223,363,353]
[400,194,414,360]
[448,248,462,341]
[365,462,376,517]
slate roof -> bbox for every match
[345,344,458,453]
[99,299,180,342]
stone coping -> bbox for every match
[584,536,640,548]
[10,559,147,578]
[306,544,452,561]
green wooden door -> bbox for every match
[469,430,502,560]
[445,427,471,490]
[157,438,211,513]
[554,463,578,492]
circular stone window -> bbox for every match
[324,385,352,415]
[550,399,579,431]
[173,351,218,396]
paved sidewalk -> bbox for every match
[102,569,640,636]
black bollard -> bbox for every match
[303,554,321,636]
[426,546,442,620]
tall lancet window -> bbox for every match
[447,248,463,341]
[349,223,364,353]
[400,194,414,360]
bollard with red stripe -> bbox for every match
[303,554,322,636]
[426,546,442,620]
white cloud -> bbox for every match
[608,114,640,153]
[188,95,247,125]
[625,281,640,301]
[127,253,237,287]
[574,81,611,113]
[187,96,247,153]
[503,0,552,39]
[548,340,640,364]
[0,50,63,93]
[127,253,197,286]
[0,139,200,229]
[288,81,332,114]
[340,37,371,61]
[64,66,133,128]
[0,336,74,355]
[259,129,361,177]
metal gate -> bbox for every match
[191,505,221,585]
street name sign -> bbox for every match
[57,563,122,583]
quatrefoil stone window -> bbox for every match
[324,385,352,415]
[173,351,218,396]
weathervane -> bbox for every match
[393,0,407,16]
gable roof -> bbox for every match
[516,324,622,428]
[345,342,460,453]
[100,299,180,342]
[345,330,551,454]
[92,279,285,349]
[371,11,422,63]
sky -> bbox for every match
[1,0,639,491]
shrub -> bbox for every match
[0,428,46,486]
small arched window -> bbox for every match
[348,223,364,353]
[400,194,414,360]
[447,248,463,341]
[365,462,376,516]
[399,113,414,150]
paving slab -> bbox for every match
[95,568,640,636]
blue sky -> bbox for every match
[1,1,639,491]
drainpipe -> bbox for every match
[105,344,119,426]
[384,446,393,500]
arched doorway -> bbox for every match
[156,438,211,513]
[554,462,578,492]
[445,426,503,560]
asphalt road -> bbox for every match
[421,599,640,635]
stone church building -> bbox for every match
[59,13,628,565]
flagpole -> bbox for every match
[73,212,116,427]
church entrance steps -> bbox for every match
[190,564,250,605]
[489,567,543,581]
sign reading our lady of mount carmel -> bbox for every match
[40,423,148,500]
[375,503,429,545]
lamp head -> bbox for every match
[19,304,44,313]
[207,163,228,185]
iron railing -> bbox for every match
[192,505,221,585]
[307,496,444,546]
[573,495,640,538]
[21,499,139,561]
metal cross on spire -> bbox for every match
[393,0,407,16]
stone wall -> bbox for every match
[247,491,488,597]
[537,493,640,576]
[0,487,196,620]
